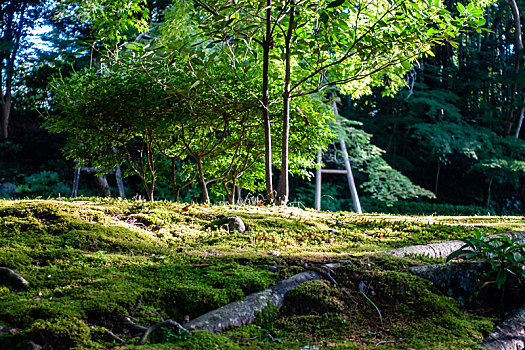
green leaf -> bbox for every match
[457,3,466,15]
[446,248,471,262]
[496,269,507,289]
[319,12,329,24]
[327,0,345,8]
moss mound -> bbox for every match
[0,199,522,348]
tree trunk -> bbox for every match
[195,157,210,204]
[503,0,524,136]
[434,161,441,197]
[0,93,11,140]
[514,106,524,138]
[262,0,274,204]
[484,176,493,209]
[115,165,126,199]
[277,1,295,206]
[94,175,111,198]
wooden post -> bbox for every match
[315,149,322,210]
[339,138,362,214]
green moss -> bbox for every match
[283,280,343,315]
[24,316,91,349]
[0,199,520,349]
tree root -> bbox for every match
[482,302,525,350]
[0,267,29,289]
[183,271,321,333]
[104,329,126,344]
[140,320,186,343]
[382,231,525,259]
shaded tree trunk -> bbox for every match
[277,1,295,206]
[484,176,493,209]
[195,157,210,204]
[262,0,274,204]
[1,2,27,139]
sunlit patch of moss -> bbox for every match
[0,199,521,348]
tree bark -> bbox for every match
[381,231,525,259]
[183,271,321,333]
[503,0,524,137]
[434,161,441,197]
[0,2,27,139]
[277,1,295,206]
[195,157,210,204]
[94,175,111,198]
[485,176,493,209]
[0,93,11,140]
[514,107,524,138]
[262,0,274,204]
[483,301,525,349]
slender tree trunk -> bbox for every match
[484,176,493,209]
[1,2,27,140]
[435,161,441,197]
[171,158,181,202]
[262,0,274,203]
[504,0,523,136]
[515,107,524,138]
[195,157,210,204]
[277,1,295,206]
[0,93,11,140]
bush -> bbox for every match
[15,171,70,198]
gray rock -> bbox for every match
[225,215,246,233]
[0,182,16,198]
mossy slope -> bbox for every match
[0,199,522,349]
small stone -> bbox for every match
[226,216,245,233]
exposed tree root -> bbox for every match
[104,329,126,344]
[140,320,186,343]
[482,302,525,350]
[0,267,29,289]
[131,231,525,345]
[183,271,321,333]
[383,231,525,259]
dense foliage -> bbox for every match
[0,0,523,215]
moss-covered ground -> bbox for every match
[0,198,523,349]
